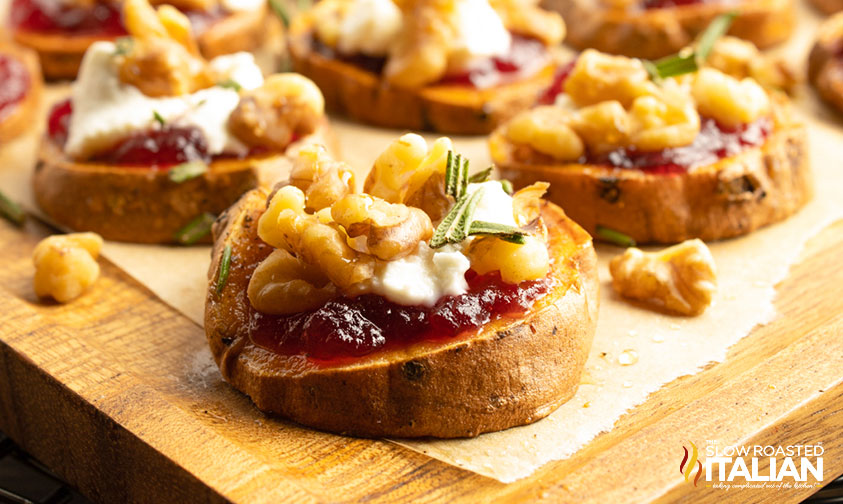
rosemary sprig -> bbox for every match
[217,79,242,92]
[429,188,483,248]
[216,245,232,294]
[174,212,216,245]
[113,37,134,56]
[444,150,470,201]
[468,166,493,184]
[468,221,526,244]
[0,190,26,227]
[644,12,737,80]
[500,180,514,195]
[168,161,208,183]
[268,0,291,27]
[153,110,166,126]
[595,225,636,247]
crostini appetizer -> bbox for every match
[545,0,795,60]
[33,0,329,244]
[809,12,843,114]
[0,40,42,143]
[205,135,599,437]
[808,0,843,15]
[491,43,811,244]
[10,0,268,79]
[288,0,566,134]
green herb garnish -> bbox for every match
[216,245,232,294]
[174,212,216,245]
[468,221,526,244]
[468,166,493,184]
[429,188,483,248]
[444,150,470,201]
[0,191,26,227]
[168,161,208,183]
[113,37,134,56]
[595,225,636,247]
[269,0,291,27]
[644,12,736,80]
[500,180,514,195]
[217,79,242,92]
[153,110,166,126]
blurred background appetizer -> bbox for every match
[809,12,843,114]
[205,135,598,437]
[288,0,566,133]
[9,0,269,79]
[0,38,42,142]
[33,0,329,244]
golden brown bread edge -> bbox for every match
[33,120,332,244]
[543,0,795,60]
[0,42,43,143]
[287,20,556,135]
[808,0,843,15]
[491,102,812,244]
[11,4,268,80]
[808,14,843,114]
[204,189,599,438]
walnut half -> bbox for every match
[609,239,717,316]
[33,233,103,303]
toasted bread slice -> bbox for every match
[12,5,268,80]
[33,121,332,244]
[0,42,43,143]
[809,13,843,114]
[490,99,811,244]
[204,188,599,438]
[544,0,795,60]
[808,0,843,15]
[287,20,556,135]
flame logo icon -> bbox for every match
[680,441,703,487]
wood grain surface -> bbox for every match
[0,212,840,503]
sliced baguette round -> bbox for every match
[288,19,556,134]
[491,99,812,244]
[12,4,268,80]
[0,42,43,143]
[544,0,795,60]
[204,188,599,438]
[33,121,332,244]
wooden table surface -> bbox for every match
[0,211,840,503]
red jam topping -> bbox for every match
[0,54,31,122]
[10,0,223,36]
[312,34,547,89]
[249,270,554,364]
[642,0,717,8]
[537,59,576,105]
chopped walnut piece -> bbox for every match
[609,239,717,316]
[33,233,103,303]
[247,249,337,315]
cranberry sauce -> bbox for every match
[312,34,547,89]
[10,0,222,36]
[249,270,554,364]
[588,117,772,174]
[437,36,548,89]
[10,0,125,35]
[537,59,576,105]
[642,0,723,8]
[0,54,31,122]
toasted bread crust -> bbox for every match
[809,13,843,114]
[204,189,599,438]
[288,20,556,134]
[33,121,331,244]
[491,106,811,244]
[544,0,795,60]
[12,5,268,80]
[0,42,43,143]
[808,0,843,15]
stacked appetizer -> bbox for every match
[546,0,795,60]
[490,35,811,244]
[809,13,843,114]
[0,40,42,142]
[205,135,599,437]
[33,0,329,244]
[288,0,566,133]
[9,0,268,79]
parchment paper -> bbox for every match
[0,2,841,483]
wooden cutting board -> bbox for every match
[0,211,840,503]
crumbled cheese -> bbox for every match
[371,180,519,306]
[65,41,264,160]
[450,0,511,61]
[337,0,403,57]
[220,0,265,11]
